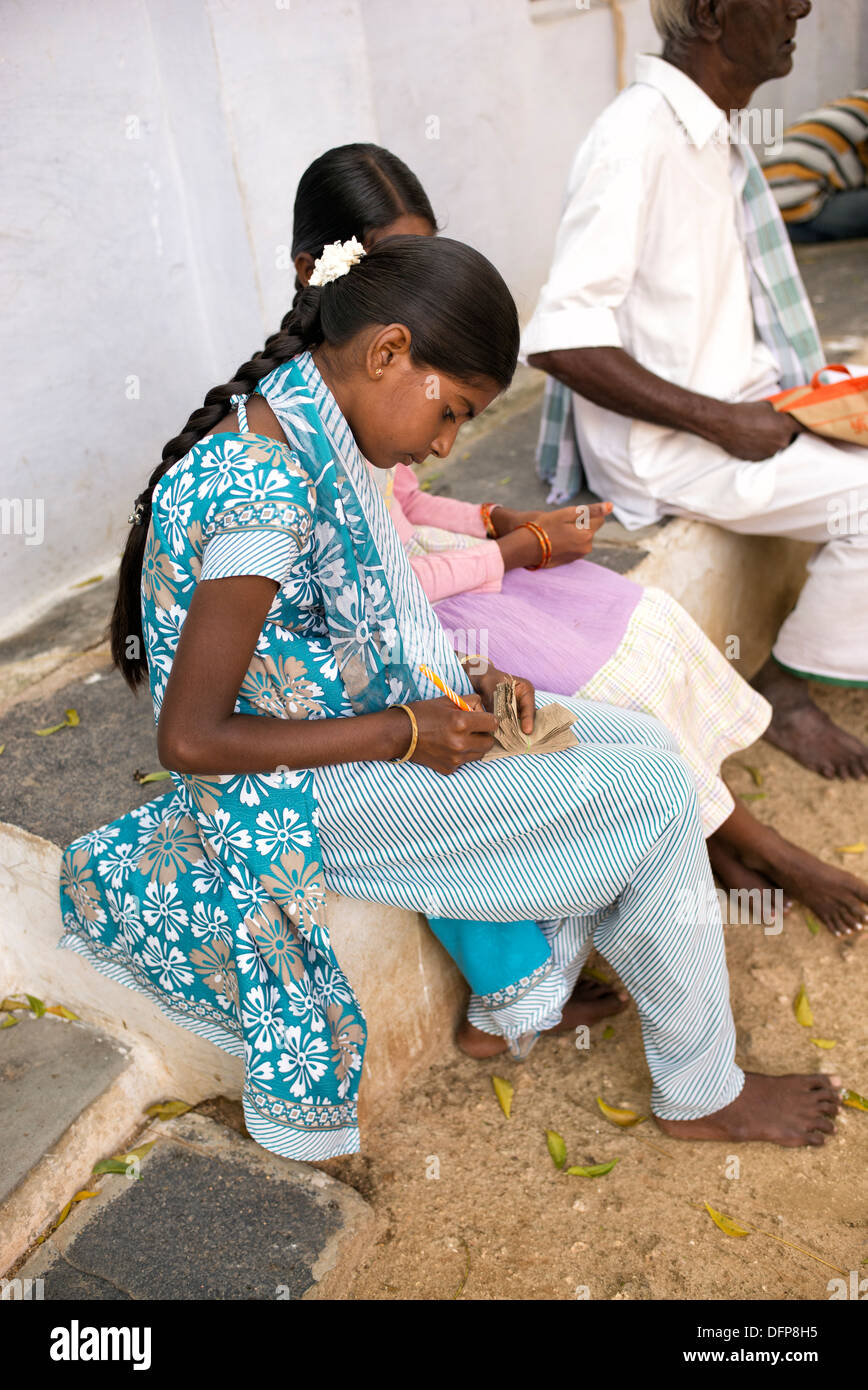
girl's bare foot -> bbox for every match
[457,976,629,1058]
[656,1072,840,1147]
[712,803,868,938]
[707,837,793,916]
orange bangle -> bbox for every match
[480,502,500,538]
[522,521,551,570]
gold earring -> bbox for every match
[375,368,383,377]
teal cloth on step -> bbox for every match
[427,917,550,998]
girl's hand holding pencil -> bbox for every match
[396,660,537,773]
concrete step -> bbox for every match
[0,1012,143,1273]
[15,1111,375,1300]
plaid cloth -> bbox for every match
[536,142,826,501]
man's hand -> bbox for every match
[706,401,804,461]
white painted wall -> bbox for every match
[1,0,864,632]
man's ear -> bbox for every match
[365,323,413,379]
[294,252,316,287]
[692,0,724,41]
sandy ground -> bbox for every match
[314,684,868,1301]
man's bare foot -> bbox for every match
[752,658,868,780]
[656,1072,840,1147]
[457,976,629,1059]
[712,812,868,938]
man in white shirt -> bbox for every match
[523,0,868,782]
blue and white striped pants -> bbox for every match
[314,695,744,1121]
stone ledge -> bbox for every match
[15,1111,376,1300]
[0,821,466,1205]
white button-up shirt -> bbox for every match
[521,54,782,528]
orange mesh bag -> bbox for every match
[769,364,868,447]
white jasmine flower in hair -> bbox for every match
[309,236,366,287]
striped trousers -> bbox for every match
[314,695,744,1121]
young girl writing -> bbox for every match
[60,234,838,1159]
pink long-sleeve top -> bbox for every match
[389,464,505,602]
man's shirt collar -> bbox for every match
[634,53,729,149]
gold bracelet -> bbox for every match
[392,703,418,763]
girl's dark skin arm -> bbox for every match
[156,573,512,778]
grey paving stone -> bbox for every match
[0,664,162,846]
[0,1017,129,1205]
[19,1113,374,1301]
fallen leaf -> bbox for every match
[836,842,866,855]
[602,1025,615,1040]
[566,1160,620,1178]
[26,993,46,1017]
[498,475,512,486]
[804,912,822,937]
[0,1016,18,1029]
[744,765,764,787]
[45,1004,80,1021]
[597,1096,644,1127]
[34,708,79,736]
[40,1189,98,1241]
[492,1075,514,1119]
[92,1158,134,1176]
[793,985,814,1028]
[704,1202,750,1237]
[0,744,5,755]
[842,1089,868,1112]
[144,1100,192,1119]
[122,1141,157,1163]
[740,792,766,803]
[0,997,29,1011]
[810,1038,837,1049]
[582,966,611,986]
[452,1237,471,1300]
[70,575,104,588]
[133,769,172,785]
[546,1129,567,1169]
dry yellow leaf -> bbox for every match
[34,708,79,736]
[492,1075,514,1119]
[596,1096,645,1127]
[836,842,866,855]
[704,1202,750,1238]
[810,1038,837,1049]
[793,985,814,1028]
[566,1159,620,1178]
[144,1100,192,1119]
[545,1129,567,1169]
[842,1089,868,1112]
[45,1004,80,1021]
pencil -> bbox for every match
[418,663,473,711]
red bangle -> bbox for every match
[480,502,500,539]
[522,522,551,570]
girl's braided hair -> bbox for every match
[111,234,519,689]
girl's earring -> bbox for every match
[375,368,383,378]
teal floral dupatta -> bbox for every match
[59,351,474,1160]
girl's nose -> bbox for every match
[430,426,458,460]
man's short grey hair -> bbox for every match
[650,0,699,45]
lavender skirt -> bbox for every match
[434,558,641,693]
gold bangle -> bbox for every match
[392,703,418,763]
